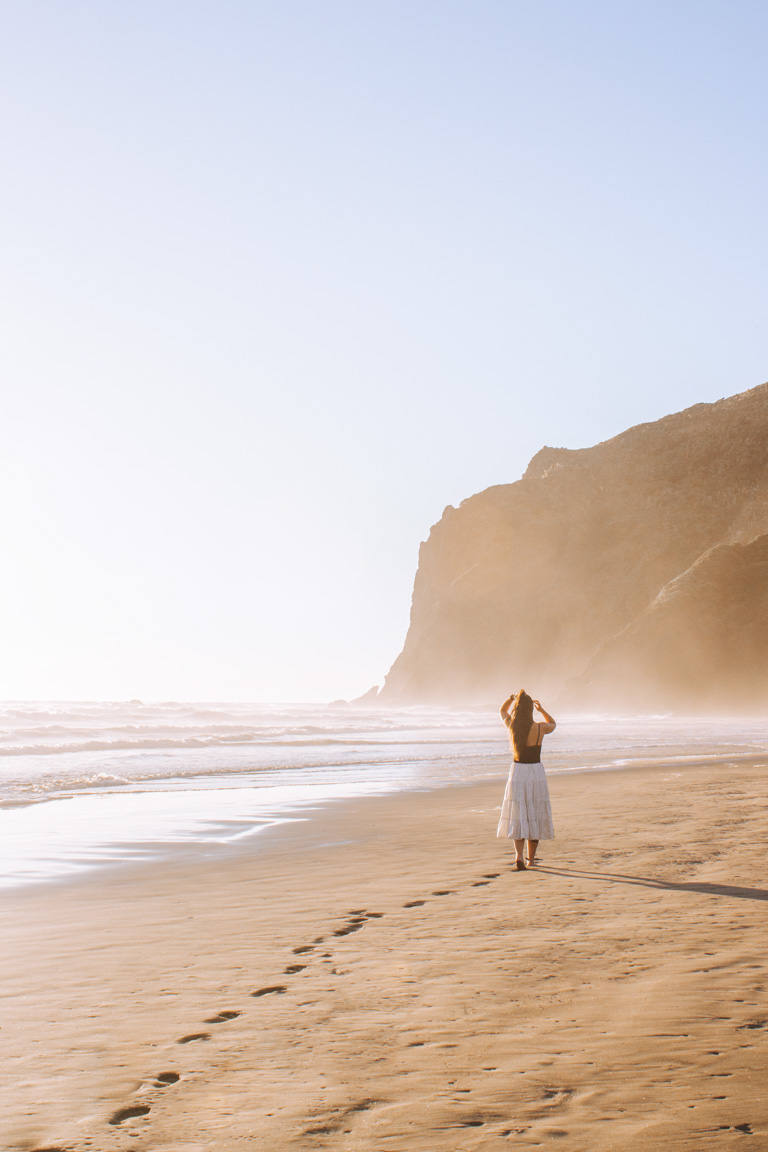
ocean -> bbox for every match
[1,701,766,888]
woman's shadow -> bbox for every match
[535,866,768,902]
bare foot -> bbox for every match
[515,859,527,871]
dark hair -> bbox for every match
[510,689,534,758]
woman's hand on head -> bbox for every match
[532,700,556,729]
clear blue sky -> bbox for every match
[1,0,766,700]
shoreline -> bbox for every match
[3,746,766,893]
[3,756,768,1150]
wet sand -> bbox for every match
[2,758,768,1151]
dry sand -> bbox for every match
[2,759,768,1151]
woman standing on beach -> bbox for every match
[497,690,556,870]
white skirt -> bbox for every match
[496,761,555,841]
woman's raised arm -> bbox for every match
[532,699,556,733]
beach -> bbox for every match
[3,755,768,1151]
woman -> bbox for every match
[496,690,556,870]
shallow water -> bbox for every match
[1,701,766,887]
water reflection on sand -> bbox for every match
[1,705,766,887]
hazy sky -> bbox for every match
[2,1,767,701]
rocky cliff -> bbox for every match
[380,382,768,711]
[565,532,768,711]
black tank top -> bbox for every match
[513,721,542,763]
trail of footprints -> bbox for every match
[33,857,764,1147]
[37,864,524,1143]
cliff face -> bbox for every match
[564,533,768,711]
[380,382,768,710]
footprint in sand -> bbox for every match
[154,1072,180,1086]
[432,890,453,896]
[540,1086,575,1108]
[251,985,287,997]
[472,881,490,887]
[404,900,426,907]
[347,1099,378,1113]
[333,920,365,936]
[108,1068,182,1129]
[109,1105,151,1125]
[204,1010,241,1023]
[285,963,307,973]
[177,1032,211,1043]
[293,945,314,954]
